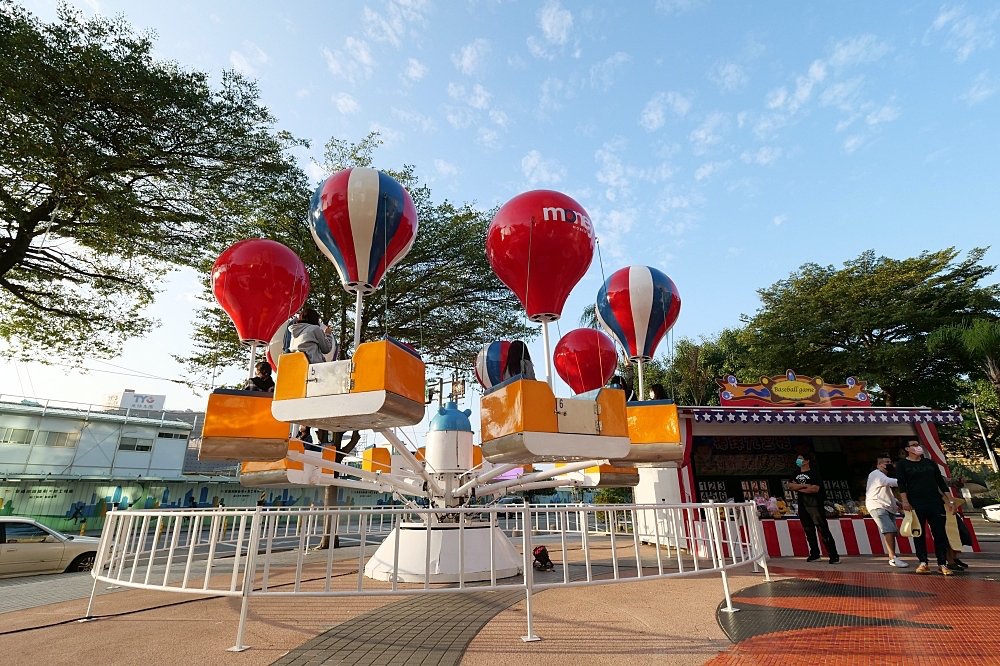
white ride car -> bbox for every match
[984,504,1000,523]
[0,517,100,578]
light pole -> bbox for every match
[972,394,999,474]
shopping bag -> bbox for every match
[957,514,972,547]
[945,512,963,551]
[900,510,921,538]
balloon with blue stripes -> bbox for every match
[308,167,419,295]
[596,265,681,361]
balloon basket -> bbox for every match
[479,379,631,464]
[239,441,339,487]
[271,340,426,431]
[200,390,292,462]
[556,463,640,488]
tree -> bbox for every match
[175,132,533,387]
[929,318,1000,394]
[0,3,304,362]
[741,248,1000,407]
[936,379,999,466]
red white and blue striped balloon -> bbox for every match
[596,266,681,361]
[474,341,511,390]
[308,167,418,295]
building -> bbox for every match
[0,393,327,532]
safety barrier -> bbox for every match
[86,502,770,651]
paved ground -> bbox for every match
[3,541,1000,665]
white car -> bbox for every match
[984,504,1000,524]
[0,517,101,578]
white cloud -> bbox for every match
[229,41,268,76]
[741,146,783,165]
[689,112,728,154]
[820,77,865,109]
[710,61,748,93]
[595,137,674,201]
[404,58,427,81]
[772,214,787,226]
[589,207,637,257]
[445,107,475,129]
[521,150,565,186]
[296,88,311,98]
[639,92,692,131]
[865,104,900,125]
[960,71,997,105]
[477,127,501,148]
[433,159,459,179]
[448,83,491,109]
[305,161,327,183]
[452,38,490,75]
[528,1,573,59]
[363,0,429,48]
[368,122,401,146]
[392,108,436,132]
[655,0,707,15]
[323,38,375,83]
[694,160,731,181]
[489,109,510,127]
[333,92,361,115]
[539,0,573,44]
[843,135,865,154]
[539,76,568,112]
[827,34,891,68]
[927,6,998,63]
[209,13,222,24]
[590,52,630,91]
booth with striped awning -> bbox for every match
[634,406,980,556]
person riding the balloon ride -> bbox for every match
[648,383,669,401]
[503,340,536,381]
[242,361,275,393]
[288,309,336,363]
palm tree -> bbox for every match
[929,319,1000,392]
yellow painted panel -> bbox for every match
[274,352,308,400]
[586,463,638,474]
[352,340,426,402]
[203,393,289,439]
[363,447,392,473]
[480,379,558,442]
[416,447,425,462]
[595,388,629,437]
[472,445,482,469]
[351,341,387,394]
[626,403,681,444]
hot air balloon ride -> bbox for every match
[479,191,630,464]
[270,168,426,432]
[200,239,309,461]
[596,265,684,467]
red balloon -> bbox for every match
[212,239,310,345]
[486,190,595,322]
[554,328,619,395]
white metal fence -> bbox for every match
[87,502,770,651]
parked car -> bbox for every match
[0,517,100,578]
[496,496,525,517]
[983,504,1000,523]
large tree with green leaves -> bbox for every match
[176,132,533,388]
[0,3,304,362]
[741,248,1000,407]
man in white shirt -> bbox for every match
[866,453,907,567]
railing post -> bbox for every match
[521,503,540,642]
[708,502,738,614]
[748,505,771,582]
[229,507,262,652]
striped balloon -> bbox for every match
[308,167,418,295]
[474,341,511,390]
[596,266,681,361]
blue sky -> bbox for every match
[8,0,1000,414]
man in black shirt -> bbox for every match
[897,440,953,575]
[788,452,840,564]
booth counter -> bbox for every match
[633,405,980,556]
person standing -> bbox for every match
[865,454,907,568]
[897,440,954,575]
[788,452,840,564]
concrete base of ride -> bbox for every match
[364,522,522,583]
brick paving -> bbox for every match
[705,567,1000,665]
[270,591,524,666]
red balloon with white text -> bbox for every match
[486,190,595,322]
[553,328,619,395]
[212,239,310,345]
